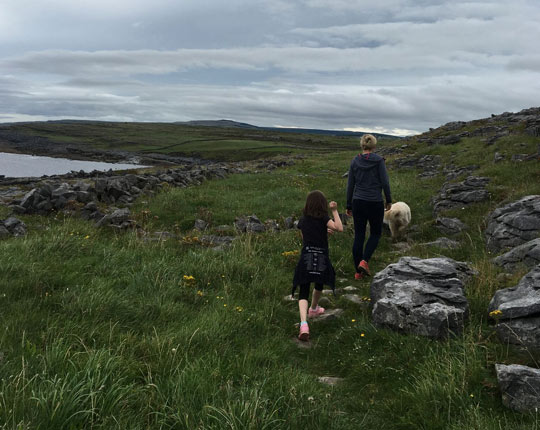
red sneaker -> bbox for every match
[354,272,364,280]
[358,260,371,276]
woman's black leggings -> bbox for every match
[298,283,323,301]
[352,199,384,270]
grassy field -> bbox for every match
[3,122,369,161]
[0,129,539,429]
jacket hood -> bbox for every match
[352,152,384,169]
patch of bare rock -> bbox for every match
[370,257,476,339]
[488,265,540,350]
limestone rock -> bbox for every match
[486,195,540,252]
[436,217,467,235]
[370,257,475,338]
[194,219,208,231]
[489,265,540,349]
[1,217,27,237]
[422,237,460,250]
[318,376,344,386]
[432,176,490,214]
[492,238,540,271]
[495,364,540,412]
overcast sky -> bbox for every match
[1,0,539,135]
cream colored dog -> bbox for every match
[384,202,411,241]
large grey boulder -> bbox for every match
[489,265,540,349]
[370,257,475,338]
[486,195,540,252]
[432,176,490,214]
[492,238,540,271]
[495,364,540,412]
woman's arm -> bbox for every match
[327,201,343,232]
[379,159,392,209]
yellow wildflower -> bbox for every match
[489,309,503,318]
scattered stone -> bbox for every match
[485,195,540,252]
[200,235,235,249]
[370,257,475,338]
[234,215,267,233]
[283,295,297,302]
[436,217,467,235]
[96,208,133,229]
[265,219,280,232]
[492,238,540,271]
[495,364,540,412]
[284,216,295,229]
[0,217,27,237]
[494,152,505,163]
[488,265,540,349]
[318,376,344,386]
[432,176,490,214]
[422,237,460,249]
[194,219,208,231]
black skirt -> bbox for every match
[292,245,336,297]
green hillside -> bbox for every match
[0,113,539,429]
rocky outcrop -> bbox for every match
[488,265,540,349]
[495,364,540,412]
[370,257,475,339]
[486,195,540,252]
[435,217,467,235]
[0,217,27,238]
[432,176,490,214]
[492,238,540,271]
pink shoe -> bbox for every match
[308,306,325,317]
[298,323,309,341]
[354,272,364,281]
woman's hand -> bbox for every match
[385,203,392,211]
[346,209,352,217]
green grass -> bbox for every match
[1,132,539,428]
[5,122,372,161]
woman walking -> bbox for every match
[346,134,392,280]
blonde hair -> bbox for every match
[360,134,377,151]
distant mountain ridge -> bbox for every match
[176,119,399,139]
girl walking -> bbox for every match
[292,190,343,341]
[346,134,392,280]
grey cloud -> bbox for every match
[0,0,539,134]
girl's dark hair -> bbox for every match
[303,190,328,218]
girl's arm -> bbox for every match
[327,201,343,232]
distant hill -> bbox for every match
[176,119,399,139]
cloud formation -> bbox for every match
[0,0,539,135]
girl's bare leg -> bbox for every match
[299,299,308,322]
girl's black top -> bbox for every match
[297,215,330,249]
[292,215,336,295]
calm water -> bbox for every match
[0,152,148,178]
